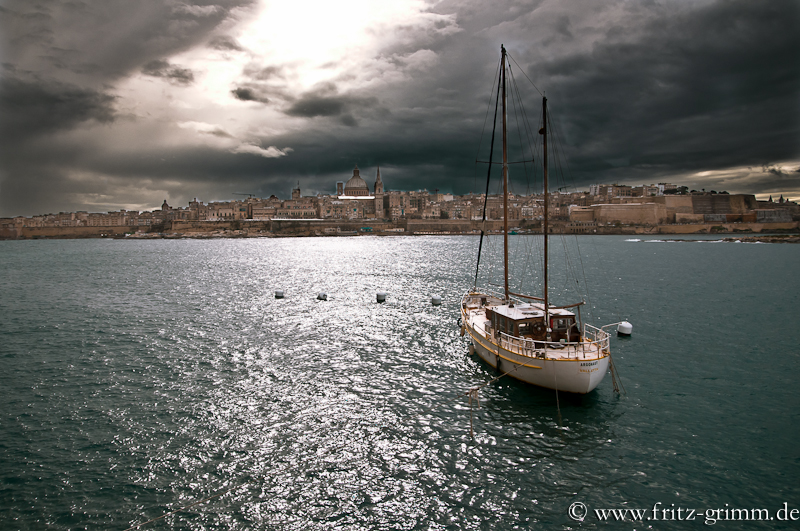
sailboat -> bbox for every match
[460,45,618,394]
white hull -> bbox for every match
[461,293,610,394]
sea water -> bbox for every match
[1,236,798,529]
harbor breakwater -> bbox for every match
[1,218,798,240]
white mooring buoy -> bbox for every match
[617,321,633,336]
[317,292,327,301]
[431,295,442,306]
[376,292,387,303]
[275,290,284,299]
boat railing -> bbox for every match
[462,289,521,307]
[497,329,609,359]
[582,324,611,353]
[583,324,610,345]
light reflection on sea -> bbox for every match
[0,236,798,529]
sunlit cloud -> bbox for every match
[172,3,221,17]
[178,120,233,138]
[682,161,800,200]
[2,0,797,216]
[231,144,293,158]
[159,0,461,116]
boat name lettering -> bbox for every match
[580,361,598,367]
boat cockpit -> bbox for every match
[485,303,580,343]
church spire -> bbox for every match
[374,165,383,195]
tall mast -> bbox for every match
[542,96,549,323]
[501,45,509,302]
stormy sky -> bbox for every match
[1,0,798,217]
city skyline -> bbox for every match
[1,0,798,218]
[6,174,794,226]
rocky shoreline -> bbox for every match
[122,230,800,242]
[626,235,800,244]
[720,235,800,244]
[2,219,799,241]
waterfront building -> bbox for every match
[4,177,797,235]
[342,166,370,197]
[330,165,385,219]
[276,185,318,219]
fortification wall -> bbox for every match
[9,225,132,239]
[689,194,756,215]
[730,194,758,213]
[654,195,694,213]
[593,203,668,224]
[271,219,395,235]
[568,207,595,222]
[641,221,799,234]
[404,219,502,233]
[0,227,20,239]
[170,220,271,232]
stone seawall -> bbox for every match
[404,219,504,233]
[170,220,271,233]
[1,219,797,240]
[625,221,799,235]
[0,225,133,239]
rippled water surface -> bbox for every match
[1,236,798,529]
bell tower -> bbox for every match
[374,166,384,218]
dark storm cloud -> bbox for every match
[516,0,800,184]
[179,0,796,196]
[357,0,799,195]
[0,76,116,140]
[228,65,288,104]
[142,59,195,85]
[231,86,269,103]
[209,35,244,51]
[0,0,255,217]
[284,84,380,127]
[0,1,256,82]
[1,0,799,217]
[287,96,346,118]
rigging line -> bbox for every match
[473,56,503,192]
[504,70,525,285]
[506,65,543,293]
[547,104,579,195]
[475,160,535,165]
[559,232,578,299]
[546,109,597,323]
[518,230,535,295]
[607,353,625,395]
[506,52,543,97]
[473,62,502,289]
[507,68,527,199]
[466,362,526,438]
[544,112,577,299]
[507,64,537,195]
[553,360,562,430]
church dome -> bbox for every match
[343,165,370,196]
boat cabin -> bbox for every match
[486,303,580,342]
[548,308,581,343]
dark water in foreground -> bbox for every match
[1,236,798,530]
